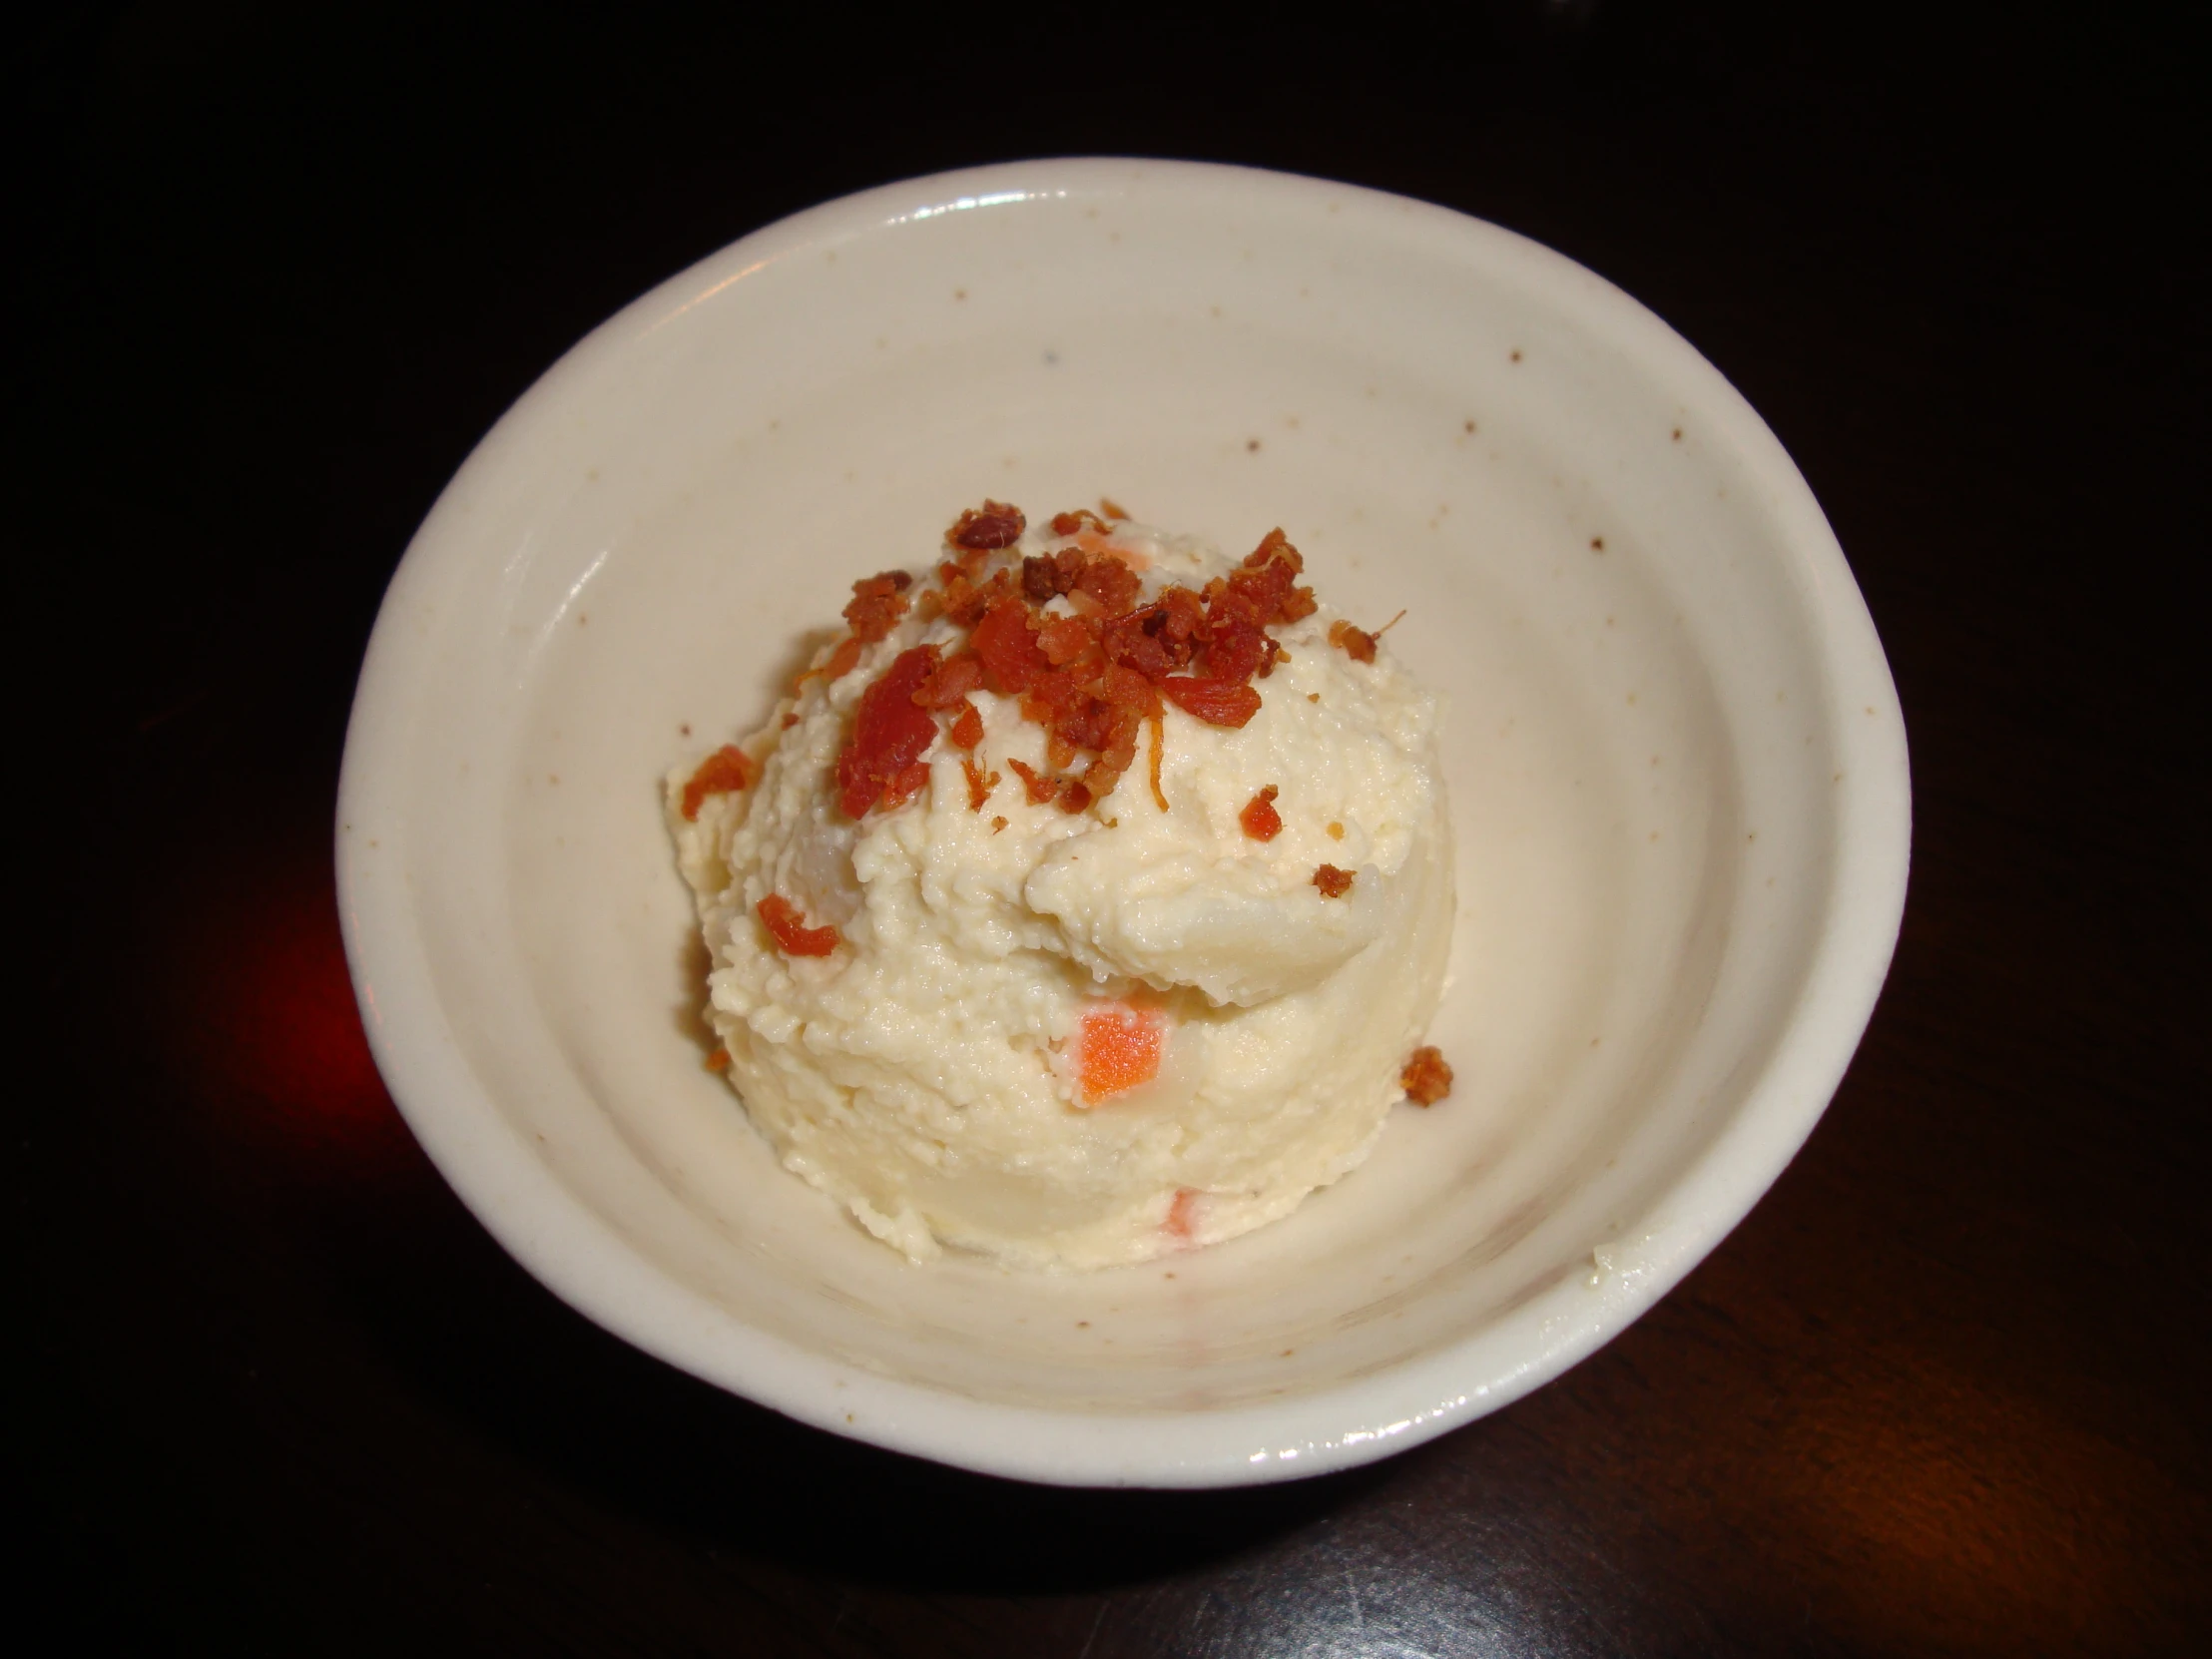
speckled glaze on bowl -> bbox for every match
[336,159,1909,1487]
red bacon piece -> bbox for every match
[971,597,1049,694]
[1095,663,1162,718]
[1019,665,1088,726]
[1073,556,1141,617]
[1004,758,1060,804]
[948,499,1027,550]
[1209,528,1316,630]
[1240,785,1282,841]
[878,760,931,813]
[911,651,984,708]
[948,700,984,750]
[960,755,996,811]
[1160,676,1263,728]
[1247,527,1300,570]
[1205,623,1270,684]
[1021,554,1066,602]
[680,745,755,821]
[1329,619,1378,663]
[842,569,912,644]
[835,646,940,818]
[758,894,838,956]
[794,634,863,692]
[1400,1045,1453,1105]
[1036,614,1098,666]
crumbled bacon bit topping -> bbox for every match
[1021,555,1062,603]
[1240,785,1282,840]
[758,893,838,956]
[795,634,863,691]
[1313,863,1354,898]
[960,755,996,811]
[911,651,983,709]
[948,499,1026,550]
[1004,757,1059,805]
[1160,677,1262,728]
[820,506,1374,826]
[1098,496,1130,522]
[835,646,939,818]
[1329,619,1377,663]
[1329,609,1401,664]
[1075,555,1141,616]
[971,596,1049,693]
[948,701,984,750]
[1400,1045,1453,1105]
[843,569,913,643]
[680,745,755,820]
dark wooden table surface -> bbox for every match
[22,5,2206,1654]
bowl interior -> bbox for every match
[339,161,1906,1482]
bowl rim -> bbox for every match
[336,156,1911,1488]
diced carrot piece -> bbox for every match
[1165,1188,1200,1239]
[1077,1003,1164,1102]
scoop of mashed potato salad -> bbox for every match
[667,500,1453,1271]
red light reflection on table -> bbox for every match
[165,828,406,1164]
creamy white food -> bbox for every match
[668,517,1451,1271]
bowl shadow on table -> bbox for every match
[309,1113,1391,1595]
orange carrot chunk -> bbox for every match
[1165,1188,1200,1239]
[1077,1003,1164,1103]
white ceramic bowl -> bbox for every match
[337,159,1909,1487]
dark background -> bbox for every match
[19,3,2207,1654]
